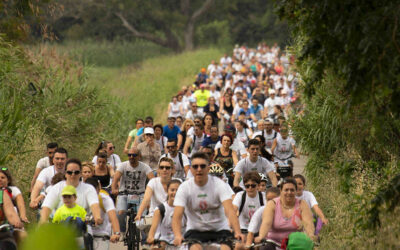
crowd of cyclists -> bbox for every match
[0,43,328,250]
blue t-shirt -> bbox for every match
[239,108,252,118]
[201,136,221,150]
[163,125,181,140]
[137,127,144,136]
[250,104,263,119]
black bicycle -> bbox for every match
[125,204,141,250]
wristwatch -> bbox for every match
[114,232,121,235]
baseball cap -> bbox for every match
[269,89,276,94]
[282,89,288,94]
[265,118,274,123]
[62,185,77,196]
[224,123,236,132]
[144,127,154,135]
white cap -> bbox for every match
[144,127,154,135]
[269,89,276,94]
[234,87,243,93]
[282,89,288,94]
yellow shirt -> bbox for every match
[52,204,87,223]
[194,89,210,107]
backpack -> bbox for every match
[239,191,264,215]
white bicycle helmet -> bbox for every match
[209,162,224,177]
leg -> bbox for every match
[116,195,128,233]
[190,243,203,250]
[220,244,232,250]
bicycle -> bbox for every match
[125,204,141,250]
[0,224,17,250]
[245,239,281,249]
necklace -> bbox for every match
[282,202,295,210]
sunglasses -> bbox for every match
[1,167,7,171]
[128,153,138,157]
[159,166,172,170]
[66,170,81,175]
[109,146,115,150]
[192,164,207,170]
[166,146,176,149]
[62,195,74,199]
[245,184,257,189]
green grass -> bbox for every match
[85,47,224,125]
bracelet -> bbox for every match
[114,232,121,235]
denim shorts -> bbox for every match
[116,193,144,212]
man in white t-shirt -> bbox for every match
[112,148,154,233]
[30,147,68,209]
[233,139,277,188]
[183,124,205,158]
[162,139,190,180]
[263,89,280,116]
[30,142,58,192]
[172,152,244,249]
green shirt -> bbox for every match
[52,204,87,223]
[194,89,210,107]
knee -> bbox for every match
[190,243,203,250]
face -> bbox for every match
[155,127,162,137]
[210,127,218,138]
[266,191,278,201]
[244,180,258,196]
[209,97,215,103]
[257,122,265,130]
[221,136,231,147]
[145,133,154,142]
[204,115,213,125]
[194,126,202,135]
[265,122,273,131]
[53,152,67,171]
[82,166,93,180]
[191,104,197,111]
[106,143,115,155]
[259,181,267,192]
[136,120,144,129]
[248,145,260,158]
[128,149,140,165]
[176,118,183,127]
[0,173,8,187]
[167,183,180,201]
[172,97,177,103]
[158,161,174,178]
[97,157,107,168]
[295,178,305,195]
[190,158,209,183]
[281,183,297,202]
[166,142,177,154]
[47,147,57,160]
[201,148,214,160]
[62,194,77,208]
[242,101,249,108]
[168,119,175,127]
[194,119,202,126]
[65,163,82,182]
[280,128,288,139]
[252,99,258,107]
[185,122,193,131]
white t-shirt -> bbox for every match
[92,192,115,236]
[174,176,234,232]
[154,201,186,244]
[8,186,22,200]
[233,191,266,230]
[42,181,99,212]
[92,154,122,169]
[185,110,204,121]
[247,205,265,233]
[155,136,168,153]
[297,190,318,209]
[234,157,275,188]
[147,177,167,215]
[209,90,221,101]
[161,152,190,180]
[236,129,251,146]
[188,133,205,157]
[36,156,50,169]
[263,97,280,116]
[116,161,153,193]
[273,134,296,161]
[215,138,247,158]
[37,165,62,189]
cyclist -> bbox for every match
[161,139,190,180]
[233,139,277,188]
[30,147,68,209]
[255,178,315,247]
[183,123,205,158]
[245,187,280,248]
[172,152,244,250]
[30,142,58,192]
[137,127,162,171]
[52,185,87,223]
[258,173,268,193]
[92,141,121,170]
[124,118,144,154]
[263,118,279,149]
[82,162,95,182]
[86,177,121,249]
[93,150,114,190]
[147,179,185,248]
[111,148,154,234]
[213,134,238,186]
[214,124,247,159]
[135,157,175,220]
[39,158,103,226]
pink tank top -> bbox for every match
[267,197,302,244]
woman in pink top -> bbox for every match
[255,178,315,248]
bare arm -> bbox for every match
[301,200,315,239]
[312,204,328,224]
[15,194,28,222]
[30,180,45,209]
[3,194,23,228]
[124,136,133,154]
[135,186,153,220]
[108,165,115,178]
[222,199,244,241]
[172,206,185,246]
[111,171,122,196]
[255,200,275,242]
[147,209,161,244]
[267,171,278,187]
[271,139,277,155]
[246,232,255,247]
[177,133,183,150]
[90,203,103,226]
[39,206,52,224]
[147,171,155,180]
[167,103,172,115]
[233,171,241,187]
[292,144,300,158]
[184,165,190,176]
[183,137,192,156]
[232,151,239,166]
[107,209,121,243]
[30,168,42,192]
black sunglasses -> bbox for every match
[245,184,257,189]
[192,164,207,170]
[128,153,138,157]
[62,195,74,198]
[66,170,81,175]
[166,146,176,149]
[159,166,172,170]
[109,146,115,150]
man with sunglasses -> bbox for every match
[161,139,189,180]
[111,148,154,234]
[30,147,68,209]
[233,139,277,189]
[30,142,58,192]
[173,152,244,249]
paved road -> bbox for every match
[109,155,307,250]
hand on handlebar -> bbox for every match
[94,217,103,226]
[111,188,119,196]
[146,236,154,245]
[110,234,120,243]
[173,235,184,246]
[254,236,262,244]
[235,232,245,242]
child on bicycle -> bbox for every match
[52,185,86,223]
[147,179,185,249]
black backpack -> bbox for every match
[239,191,264,215]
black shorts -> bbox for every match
[184,229,233,246]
